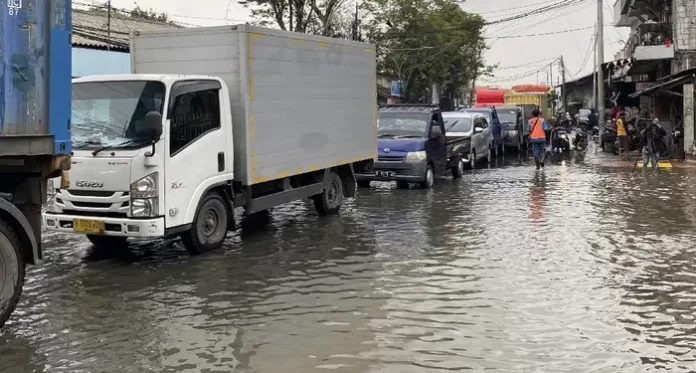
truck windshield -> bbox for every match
[497,111,517,124]
[377,113,428,138]
[72,81,166,149]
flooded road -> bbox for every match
[4,151,696,372]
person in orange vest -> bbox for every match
[525,109,549,169]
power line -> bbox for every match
[476,0,563,15]
[484,0,587,26]
[495,58,558,70]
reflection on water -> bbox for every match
[3,153,696,372]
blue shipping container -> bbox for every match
[0,0,71,155]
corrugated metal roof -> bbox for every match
[73,9,182,50]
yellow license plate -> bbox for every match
[73,219,105,233]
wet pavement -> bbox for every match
[4,147,696,372]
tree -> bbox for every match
[361,0,489,102]
[239,0,352,36]
[129,4,170,23]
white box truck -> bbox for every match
[42,25,376,254]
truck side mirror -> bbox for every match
[140,111,163,157]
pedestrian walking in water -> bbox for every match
[640,118,666,174]
[616,112,628,157]
[526,109,549,170]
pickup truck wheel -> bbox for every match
[451,158,465,178]
[419,165,434,189]
[182,192,229,254]
[314,171,344,216]
[0,220,25,328]
[86,235,128,250]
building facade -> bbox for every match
[612,0,696,154]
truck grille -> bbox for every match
[378,155,404,162]
[55,190,130,217]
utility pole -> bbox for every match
[353,2,359,41]
[550,62,554,113]
[561,55,567,112]
[289,0,293,31]
[592,23,597,110]
[107,1,112,51]
[597,0,605,133]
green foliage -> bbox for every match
[362,0,488,101]
[242,0,489,102]
[129,5,170,23]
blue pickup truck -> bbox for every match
[356,105,465,189]
[0,0,72,327]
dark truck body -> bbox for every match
[0,0,72,327]
[356,105,465,187]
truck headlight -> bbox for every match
[131,198,158,217]
[405,151,427,161]
[47,179,56,197]
[130,172,159,217]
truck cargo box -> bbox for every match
[131,25,377,185]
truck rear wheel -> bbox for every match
[181,192,229,254]
[314,171,344,216]
[86,235,128,250]
[0,220,25,328]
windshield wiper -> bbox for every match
[92,137,153,156]
[445,120,459,131]
[378,134,396,138]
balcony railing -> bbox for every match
[620,22,673,60]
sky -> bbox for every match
[102,0,629,87]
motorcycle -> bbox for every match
[611,124,641,155]
[573,130,589,151]
[591,126,600,144]
[551,126,571,153]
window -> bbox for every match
[377,112,429,138]
[72,81,165,150]
[478,117,489,128]
[169,87,221,155]
[443,115,473,132]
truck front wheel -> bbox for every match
[182,192,229,254]
[314,171,344,216]
[0,220,25,328]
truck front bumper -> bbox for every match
[355,160,427,182]
[43,213,165,237]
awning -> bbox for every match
[629,73,695,98]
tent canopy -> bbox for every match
[475,88,504,107]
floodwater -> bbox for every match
[4,150,696,372]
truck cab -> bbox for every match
[355,105,464,188]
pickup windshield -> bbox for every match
[72,81,165,150]
[378,113,428,138]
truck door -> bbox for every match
[164,80,229,229]
[427,112,447,173]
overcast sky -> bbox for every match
[107,0,629,86]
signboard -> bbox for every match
[390,80,402,97]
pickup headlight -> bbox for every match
[405,151,427,161]
[130,172,159,217]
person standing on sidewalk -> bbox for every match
[526,109,549,170]
[616,112,628,157]
[640,118,666,173]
